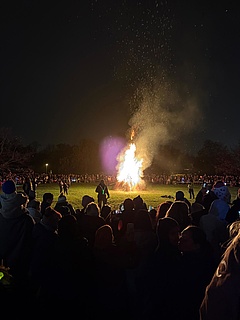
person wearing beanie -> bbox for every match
[0,179,35,301]
[0,179,29,219]
[54,192,76,216]
[1,179,16,194]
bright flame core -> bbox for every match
[116,143,144,191]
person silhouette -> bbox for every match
[95,179,110,210]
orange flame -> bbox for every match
[116,142,145,191]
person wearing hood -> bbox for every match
[0,179,35,302]
[199,198,230,266]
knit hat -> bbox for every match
[57,193,67,203]
[2,179,16,194]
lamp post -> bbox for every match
[45,163,48,174]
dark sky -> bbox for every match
[1,0,240,155]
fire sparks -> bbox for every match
[116,142,145,191]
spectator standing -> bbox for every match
[166,200,191,232]
[95,179,110,210]
[92,224,130,318]
[0,179,35,302]
[175,190,191,212]
[77,202,105,247]
[49,214,95,316]
[29,207,62,302]
[27,199,42,223]
[187,178,195,199]
[63,181,69,195]
[22,176,33,197]
[225,188,240,224]
[54,192,76,216]
[178,225,216,320]
[199,198,230,266]
[76,194,95,217]
[40,192,54,216]
[136,217,182,319]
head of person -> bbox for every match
[157,201,173,219]
[1,179,17,195]
[0,179,28,217]
[166,201,191,231]
[27,199,41,211]
[134,209,153,232]
[81,195,94,208]
[101,204,111,220]
[133,195,147,211]
[94,224,114,249]
[156,217,180,248]
[175,190,185,201]
[42,207,62,231]
[228,220,240,239]
[123,198,134,211]
[57,192,67,203]
[178,225,210,253]
[42,192,54,204]
[209,199,230,221]
[215,231,240,276]
[85,202,100,217]
[58,214,78,239]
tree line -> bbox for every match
[1,127,240,176]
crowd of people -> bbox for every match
[1,177,240,319]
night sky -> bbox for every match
[1,0,240,156]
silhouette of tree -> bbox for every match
[0,127,34,172]
[194,140,233,175]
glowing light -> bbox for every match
[116,142,145,191]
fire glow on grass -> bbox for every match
[116,142,145,191]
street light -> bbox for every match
[45,163,48,174]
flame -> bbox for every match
[116,142,145,191]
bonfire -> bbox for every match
[116,141,145,191]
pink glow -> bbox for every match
[100,136,126,175]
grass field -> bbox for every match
[18,182,240,211]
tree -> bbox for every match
[0,127,34,173]
[194,140,233,175]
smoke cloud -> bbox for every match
[128,80,202,171]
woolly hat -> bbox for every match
[57,193,67,203]
[2,179,16,194]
